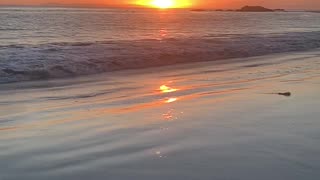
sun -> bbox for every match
[151,0,174,9]
[135,0,191,9]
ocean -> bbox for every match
[1,7,320,83]
[1,7,320,180]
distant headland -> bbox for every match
[191,6,286,12]
[238,6,285,12]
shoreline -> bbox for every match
[1,36,320,84]
[1,49,320,179]
[1,48,320,89]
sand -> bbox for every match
[0,50,320,180]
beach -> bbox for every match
[1,49,320,180]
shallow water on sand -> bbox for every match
[1,50,320,180]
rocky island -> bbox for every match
[238,6,274,12]
[211,6,286,12]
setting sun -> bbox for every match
[151,0,174,8]
[135,0,191,9]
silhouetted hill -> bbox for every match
[239,6,274,12]
[212,6,286,12]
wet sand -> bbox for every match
[1,50,320,180]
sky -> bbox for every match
[1,0,320,10]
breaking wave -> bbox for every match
[1,31,320,83]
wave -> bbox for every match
[1,31,320,83]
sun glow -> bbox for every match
[151,0,173,8]
[135,0,191,9]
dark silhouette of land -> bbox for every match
[239,6,274,12]
[191,6,286,12]
[190,9,207,12]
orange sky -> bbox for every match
[1,0,320,9]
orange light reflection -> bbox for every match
[110,87,250,113]
[159,29,168,40]
[160,85,178,93]
[165,97,178,103]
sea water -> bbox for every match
[1,7,320,82]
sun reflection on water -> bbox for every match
[165,97,178,103]
[159,29,168,39]
[162,109,174,120]
[160,85,178,93]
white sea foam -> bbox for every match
[1,7,320,83]
[1,31,320,83]
[1,49,320,180]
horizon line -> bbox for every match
[0,3,319,11]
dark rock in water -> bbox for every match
[239,6,274,12]
[265,92,292,97]
[274,9,286,12]
[278,92,291,97]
